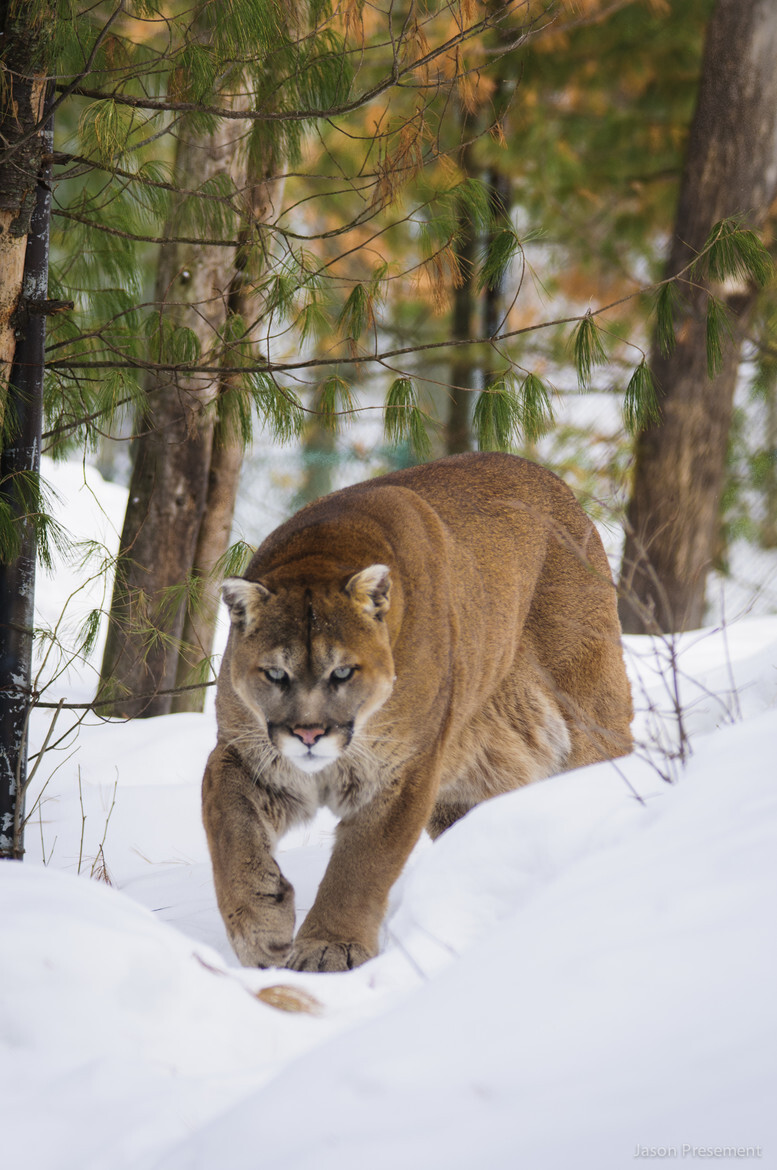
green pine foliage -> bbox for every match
[214,539,254,580]
[474,372,553,452]
[623,360,660,435]
[317,375,358,432]
[450,178,494,238]
[705,296,733,379]
[0,470,66,570]
[247,374,305,444]
[34,0,720,485]
[702,218,774,288]
[39,0,364,468]
[477,228,522,294]
[572,313,608,391]
[520,373,555,441]
[10,0,775,586]
[654,282,680,357]
[474,378,523,452]
[383,378,432,460]
[337,286,374,345]
[297,298,331,346]
[76,608,103,659]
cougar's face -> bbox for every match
[222,568,394,774]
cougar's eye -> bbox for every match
[330,665,355,683]
[264,667,288,684]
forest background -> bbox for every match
[2,0,777,858]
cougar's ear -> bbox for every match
[222,577,272,634]
[345,564,391,618]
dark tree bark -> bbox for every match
[619,0,777,633]
[483,164,512,378]
[446,126,478,455]
[0,2,53,857]
[446,202,478,453]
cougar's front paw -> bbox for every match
[224,867,296,969]
[285,939,374,972]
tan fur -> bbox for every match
[202,452,633,971]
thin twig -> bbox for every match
[77,767,86,876]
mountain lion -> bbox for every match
[202,452,633,971]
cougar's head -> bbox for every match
[221,565,394,774]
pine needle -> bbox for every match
[704,218,774,288]
[383,377,431,459]
[706,295,734,379]
[477,228,522,294]
[623,360,661,435]
[317,375,357,432]
[474,374,554,452]
[655,282,679,357]
[573,312,608,390]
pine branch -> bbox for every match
[52,209,241,248]
[44,292,639,380]
[58,0,531,127]
[26,678,218,713]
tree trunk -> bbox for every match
[0,3,53,857]
[168,430,243,712]
[619,0,777,634]
[446,185,478,454]
[98,118,240,717]
[170,169,286,714]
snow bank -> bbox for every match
[4,705,777,1169]
[0,863,349,1170]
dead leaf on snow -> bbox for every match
[255,985,325,1016]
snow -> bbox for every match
[2,457,776,1170]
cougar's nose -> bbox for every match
[291,726,327,747]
